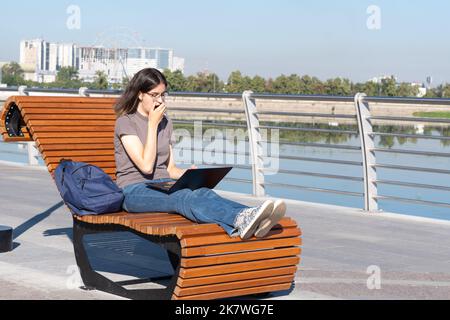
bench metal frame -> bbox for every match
[73,218,181,300]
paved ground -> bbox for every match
[1,162,450,300]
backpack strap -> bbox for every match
[59,159,73,185]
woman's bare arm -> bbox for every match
[167,145,187,179]
[167,146,197,179]
[120,104,166,174]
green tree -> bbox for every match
[56,66,79,82]
[92,71,109,90]
[52,66,83,88]
[225,71,251,93]
[396,83,420,97]
[324,78,352,96]
[272,74,303,94]
[361,81,380,96]
[351,82,365,95]
[1,62,25,86]
[164,69,187,92]
[265,78,274,93]
[380,76,397,96]
[440,84,450,98]
[250,75,266,93]
[311,77,326,95]
[423,88,438,98]
[298,75,322,95]
[111,77,130,90]
[186,72,224,93]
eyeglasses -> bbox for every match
[146,91,169,101]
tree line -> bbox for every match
[1,62,111,90]
[2,62,450,98]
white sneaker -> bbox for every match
[254,200,286,238]
[234,200,274,240]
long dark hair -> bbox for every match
[114,68,168,117]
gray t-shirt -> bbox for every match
[114,111,174,189]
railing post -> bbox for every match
[242,91,265,197]
[17,85,39,165]
[18,85,28,96]
[79,87,89,97]
[354,93,378,211]
[27,142,39,166]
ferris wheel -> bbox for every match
[90,27,146,82]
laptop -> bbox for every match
[146,167,233,194]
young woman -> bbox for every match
[114,68,286,239]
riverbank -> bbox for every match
[2,93,450,127]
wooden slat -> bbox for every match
[76,212,128,224]
[173,283,293,300]
[11,97,117,104]
[117,213,183,226]
[29,120,115,126]
[133,216,190,230]
[179,256,300,278]
[35,132,114,139]
[43,149,114,157]
[174,274,294,297]
[45,155,115,164]
[47,163,116,173]
[176,218,298,238]
[181,247,301,268]
[30,126,115,133]
[141,222,198,236]
[181,238,301,257]
[181,227,301,248]
[46,155,114,163]
[49,163,116,171]
[24,108,115,114]
[125,215,189,227]
[39,144,114,151]
[24,114,116,121]
[75,212,197,237]
[75,212,128,224]
[103,213,130,224]
[36,138,113,145]
[22,104,116,110]
[177,266,297,287]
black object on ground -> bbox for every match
[0,225,13,253]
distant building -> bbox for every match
[77,46,128,83]
[20,39,78,82]
[368,75,397,84]
[19,39,185,84]
[410,82,427,97]
[369,74,427,97]
[172,56,185,73]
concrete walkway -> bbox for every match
[1,162,449,300]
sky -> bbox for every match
[1,0,449,85]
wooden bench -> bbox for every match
[0,95,302,300]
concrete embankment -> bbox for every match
[1,93,449,127]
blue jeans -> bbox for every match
[122,179,249,236]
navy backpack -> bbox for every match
[54,160,124,216]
